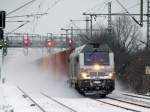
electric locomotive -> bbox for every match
[68,43,115,97]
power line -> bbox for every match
[6,13,48,18]
[7,0,37,16]
[10,21,30,33]
[69,20,90,41]
[115,0,132,14]
[83,13,148,16]
[6,20,30,23]
[92,3,107,14]
[84,0,106,13]
[46,0,64,13]
[115,0,142,26]
[32,0,45,33]
[119,0,146,13]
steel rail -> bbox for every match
[17,87,46,112]
[41,92,78,112]
[94,98,140,112]
[122,93,150,101]
[107,96,150,109]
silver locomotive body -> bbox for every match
[69,44,115,97]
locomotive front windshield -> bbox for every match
[84,52,109,65]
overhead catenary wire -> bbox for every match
[84,0,106,13]
[7,0,37,16]
[6,0,64,34]
[10,21,30,33]
[30,0,64,33]
[7,0,44,34]
[119,0,147,13]
[85,0,146,18]
[116,0,134,13]
[70,20,90,41]
[115,0,142,26]
[90,3,107,16]
[6,20,30,23]
[6,13,48,18]
[32,0,45,33]
[46,0,64,13]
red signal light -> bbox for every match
[24,39,28,44]
[67,38,74,46]
[47,40,53,47]
[22,37,30,46]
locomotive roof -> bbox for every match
[70,44,112,57]
[81,44,112,52]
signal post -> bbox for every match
[0,11,6,84]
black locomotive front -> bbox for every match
[76,78,115,96]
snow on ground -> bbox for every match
[97,98,150,112]
[0,86,10,112]
[0,48,82,111]
[53,97,132,112]
[1,85,42,112]
[25,92,72,112]
[121,92,150,103]
[2,48,81,97]
[0,48,149,112]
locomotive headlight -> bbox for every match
[81,72,89,79]
[108,72,113,77]
[80,68,89,79]
[108,72,114,79]
[93,64,104,71]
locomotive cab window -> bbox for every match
[84,52,109,65]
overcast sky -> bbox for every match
[0,0,147,35]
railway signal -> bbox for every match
[47,40,54,48]
[67,38,74,46]
[47,33,53,40]
[22,37,30,46]
[0,29,3,40]
[0,11,6,29]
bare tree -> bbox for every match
[113,16,143,53]
[76,15,149,93]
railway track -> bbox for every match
[93,96,150,112]
[41,92,78,112]
[122,93,150,101]
[17,87,47,112]
[136,93,150,97]
[107,96,150,108]
[17,86,150,112]
[94,98,140,112]
[122,93,150,100]
[17,87,78,112]
[41,93,138,112]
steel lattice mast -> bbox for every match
[147,0,150,48]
